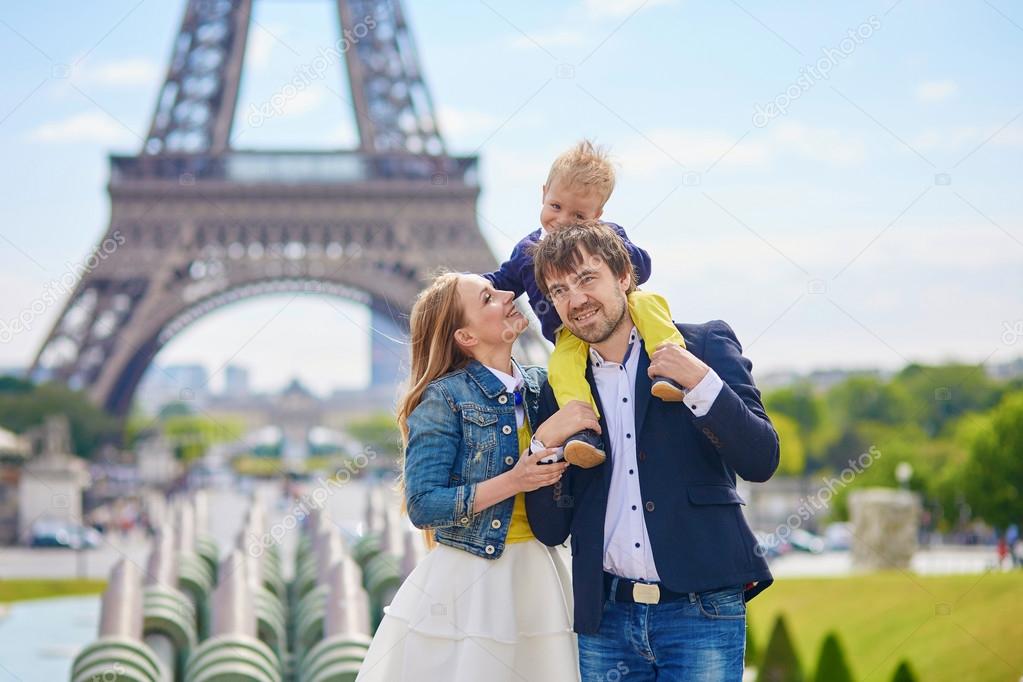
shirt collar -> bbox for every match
[589,326,640,368]
[483,361,523,395]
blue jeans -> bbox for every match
[578,584,747,681]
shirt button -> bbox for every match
[491,519,502,529]
[634,542,641,548]
[646,501,655,512]
[460,517,469,524]
[502,425,513,435]
[623,397,628,403]
[626,433,631,439]
[504,455,514,465]
[629,469,634,475]
[485,545,496,554]
[632,505,637,511]
[498,394,508,404]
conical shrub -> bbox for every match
[756,613,803,682]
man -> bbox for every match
[525,220,779,680]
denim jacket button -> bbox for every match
[491,519,502,529]
[504,455,514,465]
[460,516,469,525]
[502,425,513,435]
[498,394,508,404]
[485,544,495,554]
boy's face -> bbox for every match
[540,177,604,232]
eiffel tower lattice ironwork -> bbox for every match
[30,0,543,416]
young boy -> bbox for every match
[484,140,686,468]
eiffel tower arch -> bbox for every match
[30,0,543,417]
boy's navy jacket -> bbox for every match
[483,222,652,343]
[525,320,779,635]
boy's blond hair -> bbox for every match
[545,139,616,206]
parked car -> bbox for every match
[824,522,853,551]
[787,528,826,554]
[29,519,101,549]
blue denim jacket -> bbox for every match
[404,358,545,560]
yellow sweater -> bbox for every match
[505,419,536,543]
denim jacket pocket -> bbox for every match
[461,405,498,481]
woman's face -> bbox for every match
[454,274,527,353]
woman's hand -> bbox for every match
[533,400,600,448]
[510,450,570,493]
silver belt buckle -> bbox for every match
[633,582,660,604]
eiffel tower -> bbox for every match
[30,0,542,416]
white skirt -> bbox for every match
[355,539,579,682]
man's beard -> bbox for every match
[567,290,628,344]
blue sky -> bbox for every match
[1,0,1021,396]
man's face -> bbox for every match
[544,247,630,344]
[540,177,604,232]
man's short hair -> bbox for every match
[545,140,616,206]
[532,220,637,298]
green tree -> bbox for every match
[163,414,244,462]
[346,412,401,456]
[773,413,806,476]
[890,660,917,682]
[746,621,759,666]
[894,363,1001,436]
[757,613,803,682]
[961,392,1023,530]
[826,375,916,427]
[0,380,120,459]
[765,383,822,435]
[812,632,853,682]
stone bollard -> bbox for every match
[849,487,922,570]
[298,558,372,682]
[184,550,282,682]
[71,559,169,682]
[192,491,220,585]
[142,528,197,682]
[239,527,288,664]
[174,499,215,641]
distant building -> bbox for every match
[223,364,250,398]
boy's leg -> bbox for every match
[549,328,606,468]
[627,290,688,402]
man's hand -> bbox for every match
[511,450,569,492]
[533,400,600,448]
[648,342,710,390]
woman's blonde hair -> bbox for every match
[395,272,470,550]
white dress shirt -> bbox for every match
[593,327,723,581]
[483,362,525,430]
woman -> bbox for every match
[356,272,598,681]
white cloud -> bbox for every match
[582,0,675,19]
[619,128,770,172]
[283,87,325,116]
[618,122,865,174]
[770,122,866,164]
[76,58,160,87]
[916,80,958,102]
[248,24,280,71]
[27,111,135,144]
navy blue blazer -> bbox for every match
[525,320,779,635]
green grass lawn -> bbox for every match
[748,571,1023,682]
[0,579,106,603]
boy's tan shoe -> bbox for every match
[564,430,607,468]
[651,376,686,402]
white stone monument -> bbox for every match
[849,487,921,570]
